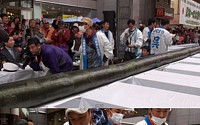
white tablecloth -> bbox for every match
[0,66,45,84]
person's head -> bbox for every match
[28,37,41,55]
[149,108,170,125]
[12,119,28,125]
[35,23,41,31]
[57,15,62,21]
[161,19,170,29]
[15,22,23,31]
[0,29,9,43]
[1,13,9,25]
[4,36,15,48]
[105,108,125,124]
[141,46,150,57]
[27,120,34,125]
[29,19,36,28]
[58,21,65,29]
[79,17,93,32]
[11,30,19,40]
[92,23,100,34]
[148,18,156,28]
[22,19,26,25]
[102,21,110,31]
[43,19,50,29]
[71,26,79,35]
[35,18,40,24]
[13,17,20,24]
[9,21,16,29]
[66,108,92,125]
[127,19,136,30]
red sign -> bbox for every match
[156,8,165,17]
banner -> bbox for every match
[180,0,200,26]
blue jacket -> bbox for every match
[30,44,73,74]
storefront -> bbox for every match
[34,0,97,22]
[0,0,34,20]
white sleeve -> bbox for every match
[120,29,128,45]
[143,27,149,42]
[99,33,114,59]
[165,31,173,46]
[135,30,143,48]
[109,31,115,50]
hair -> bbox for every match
[15,22,22,31]
[102,21,109,25]
[27,37,41,46]
[70,26,79,32]
[27,119,34,123]
[141,46,150,53]
[10,30,19,36]
[12,119,28,125]
[161,19,170,26]
[92,23,100,31]
[29,19,35,24]
[13,17,20,22]
[148,18,156,26]
[127,19,135,25]
[22,19,26,24]
[0,29,9,43]
[0,13,8,19]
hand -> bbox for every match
[128,44,135,48]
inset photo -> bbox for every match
[1,108,200,125]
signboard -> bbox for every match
[180,0,200,26]
[156,8,165,17]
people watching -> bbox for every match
[40,19,54,44]
[25,19,37,39]
[1,14,9,33]
[51,21,70,53]
[120,19,143,61]
[79,17,114,69]
[52,15,62,30]
[135,108,170,125]
[28,38,73,74]
[0,35,21,66]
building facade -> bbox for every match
[0,0,34,20]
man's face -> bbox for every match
[2,16,9,24]
[142,49,149,57]
[128,23,135,30]
[29,44,41,55]
[103,22,110,30]
[13,33,19,40]
[72,27,79,35]
[68,111,91,125]
[30,20,36,28]
[5,37,15,48]
[151,108,170,119]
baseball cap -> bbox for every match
[80,17,93,27]
[65,108,88,117]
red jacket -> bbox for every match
[51,28,70,47]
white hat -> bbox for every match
[65,108,88,117]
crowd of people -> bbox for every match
[63,108,170,125]
[0,13,199,74]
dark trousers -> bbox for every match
[124,51,136,61]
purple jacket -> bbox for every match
[30,44,73,74]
